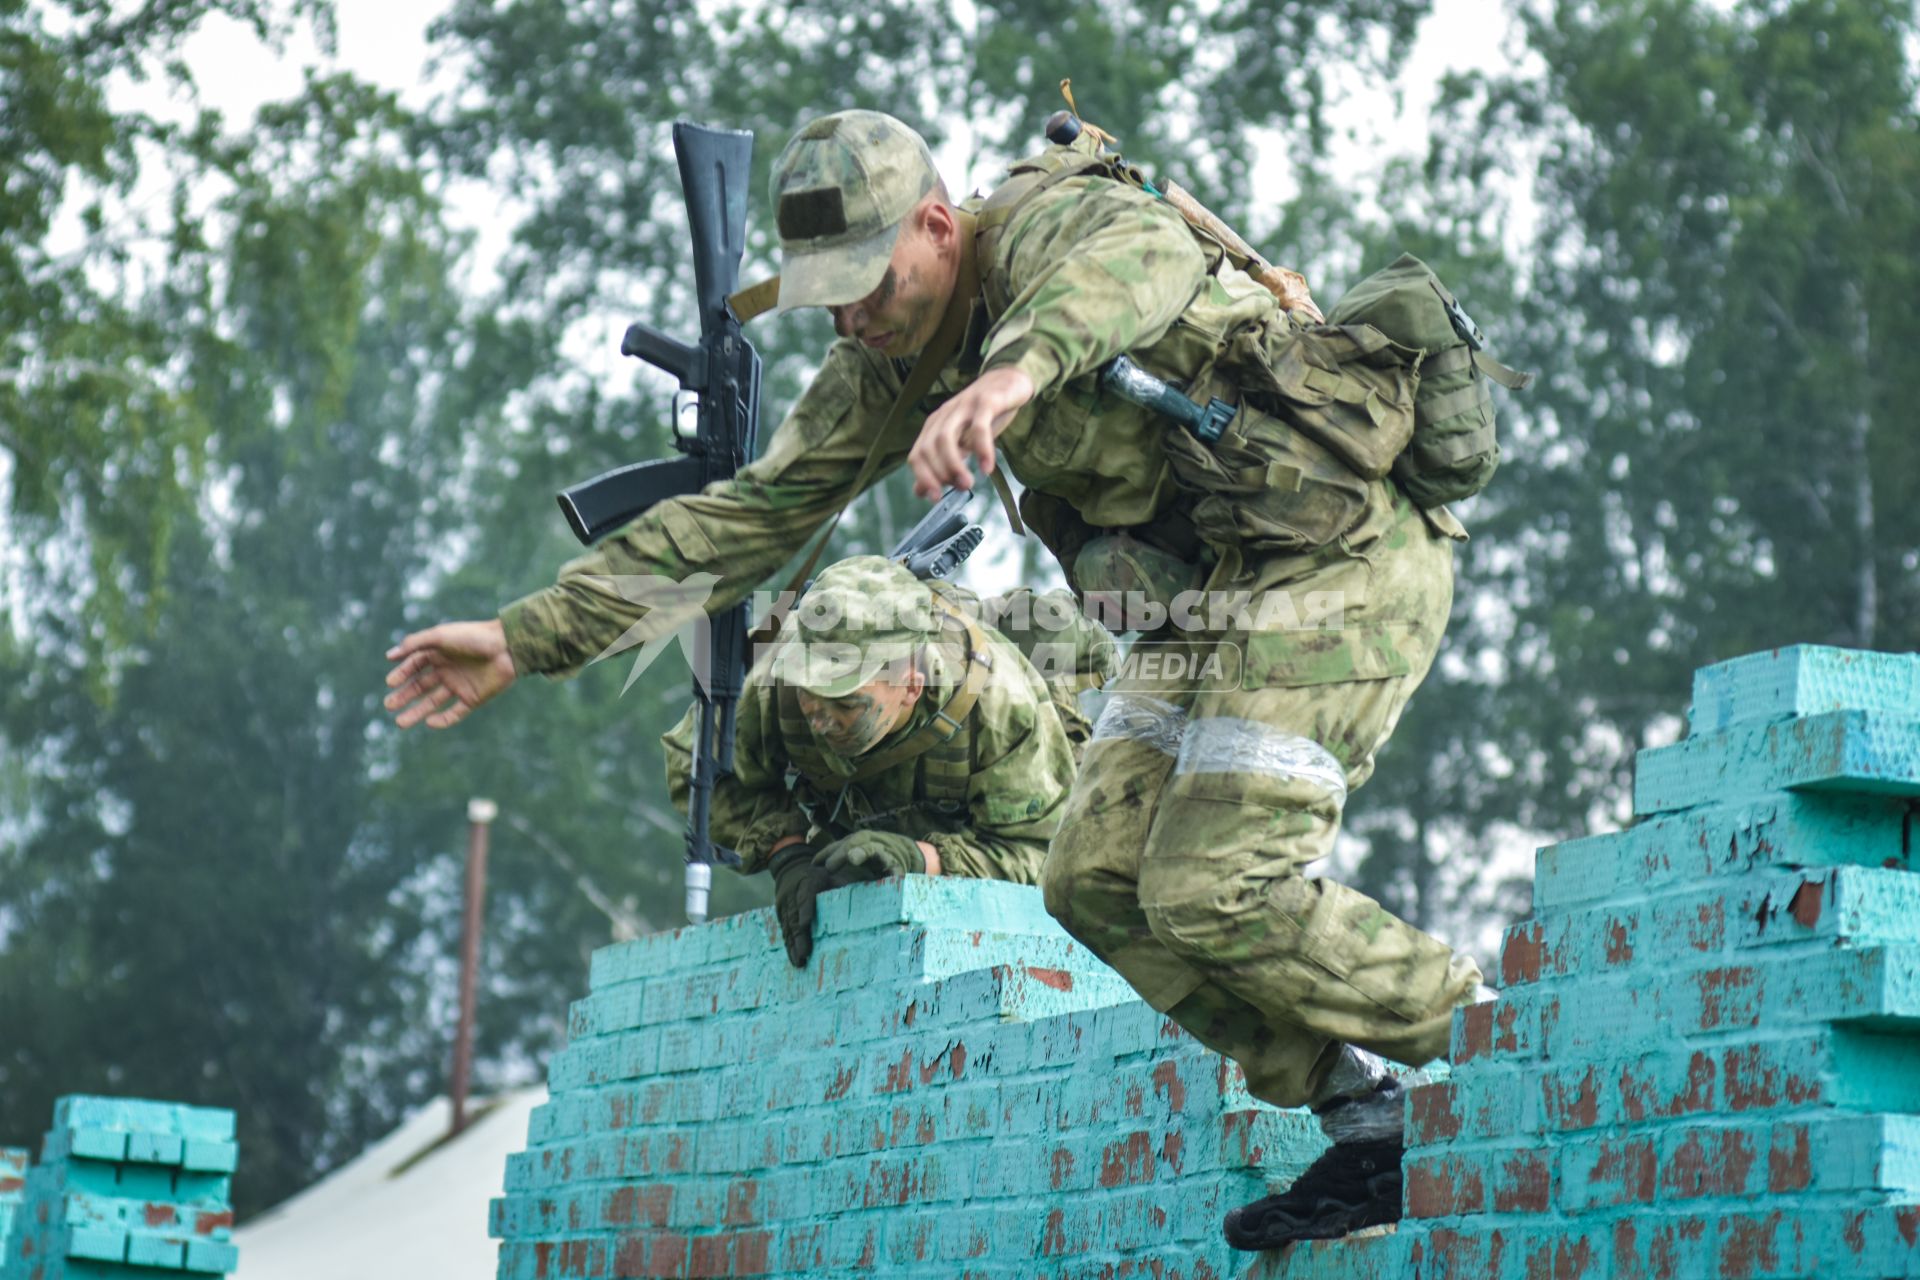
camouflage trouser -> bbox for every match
[1040,492,1484,1109]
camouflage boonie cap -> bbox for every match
[769,110,940,313]
[770,556,942,697]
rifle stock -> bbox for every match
[674,122,754,328]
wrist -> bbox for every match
[489,618,519,679]
[769,842,815,875]
[497,596,557,676]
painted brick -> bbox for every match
[489,648,1920,1279]
[1688,645,1920,735]
[1634,709,1920,816]
[1558,1135,1658,1211]
[1533,793,1910,911]
[1609,1212,1717,1280]
[1,1096,240,1280]
[1403,1151,1487,1219]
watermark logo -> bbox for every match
[582,573,721,693]
[1107,642,1244,693]
[589,574,1345,697]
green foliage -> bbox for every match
[11,0,1914,1222]
[0,71,535,1214]
[1388,0,1920,882]
[0,0,328,654]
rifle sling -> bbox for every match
[728,276,782,323]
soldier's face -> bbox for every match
[826,203,958,357]
[795,669,926,756]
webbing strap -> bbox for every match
[749,211,982,646]
[987,466,1026,535]
[1302,364,1372,406]
[977,155,1111,234]
[1419,380,1494,424]
[1473,350,1533,391]
[1413,422,1499,467]
[1410,326,1529,390]
[1421,345,1475,377]
[728,276,782,324]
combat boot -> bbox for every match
[1222,1134,1404,1249]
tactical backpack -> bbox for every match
[975,136,1529,513]
[1325,254,1532,507]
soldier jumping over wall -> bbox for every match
[383,105,1523,1247]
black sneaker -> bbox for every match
[1222,1136,1404,1250]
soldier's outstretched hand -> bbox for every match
[908,366,1035,499]
[383,619,518,730]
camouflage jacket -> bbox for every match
[659,620,1075,883]
[500,158,1393,677]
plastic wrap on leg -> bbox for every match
[1311,1044,1417,1144]
[1312,1043,1392,1106]
[1091,693,1189,756]
[1173,716,1348,807]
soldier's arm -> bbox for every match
[923,664,1078,886]
[502,341,915,678]
[662,678,811,874]
[980,178,1211,396]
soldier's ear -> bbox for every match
[919,199,958,253]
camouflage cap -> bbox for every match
[769,111,940,314]
[769,556,942,697]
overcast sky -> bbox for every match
[139,0,1528,280]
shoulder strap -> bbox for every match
[728,275,781,324]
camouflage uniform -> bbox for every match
[502,113,1482,1109]
[660,558,1076,885]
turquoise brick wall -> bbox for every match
[0,1098,240,1279]
[0,1148,26,1267]
[491,645,1920,1278]
[1269,646,1920,1280]
[492,874,1340,1278]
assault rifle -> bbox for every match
[556,122,762,925]
[888,485,982,581]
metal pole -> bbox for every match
[451,797,496,1135]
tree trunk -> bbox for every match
[1842,277,1877,648]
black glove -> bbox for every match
[768,843,838,968]
[815,830,927,881]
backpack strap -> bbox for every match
[1426,277,1533,391]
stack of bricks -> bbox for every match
[491,644,1918,1278]
[1271,644,1920,1279]
[1,1097,240,1280]
[492,874,1337,1278]
[0,1150,26,1265]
